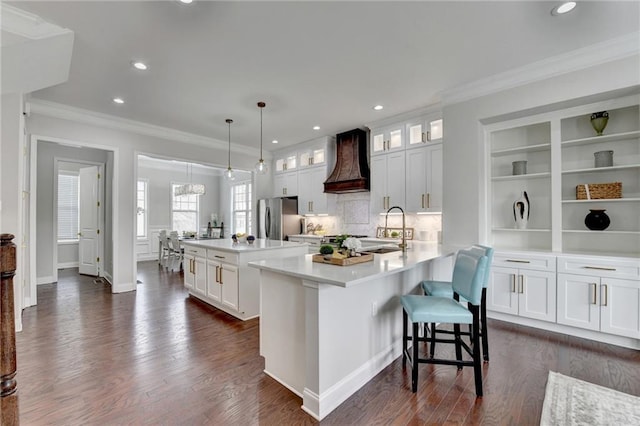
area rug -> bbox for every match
[540,371,640,425]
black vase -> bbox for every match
[584,209,610,231]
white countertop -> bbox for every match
[182,238,304,253]
[249,241,455,287]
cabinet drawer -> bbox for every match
[207,249,239,265]
[183,245,206,257]
[493,252,555,272]
[557,256,640,280]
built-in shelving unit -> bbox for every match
[486,92,640,257]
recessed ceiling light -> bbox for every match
[132,61,148,70]
[373,105,384,111]
[179,0,193,4]
[272,140,278,144]
[113,97,124,104]
[313,126,320,130]
[551,2,576,15]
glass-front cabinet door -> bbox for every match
[371,125,404,156]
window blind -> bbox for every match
[58,173,79,241]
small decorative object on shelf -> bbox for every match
[513,191,530,229]
[584,209,610,231]
[342,237,362,257]
[594,150,613,168]
[512,160,527,175]
[590,111,609,136]
[576,182,622,200]
[247,235,255,244]
[319,244,334,260]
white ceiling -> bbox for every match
[7,1,640,151]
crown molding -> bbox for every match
[1,4,72,39]
[26,98,265,158]
[441,32,640,106]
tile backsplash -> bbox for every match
[301,192,442,241]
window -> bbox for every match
[58,172,79,241]
[232,181,252,235]
[137,180,148,238]
[172,183,199,234]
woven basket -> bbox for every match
[576,182,622,200]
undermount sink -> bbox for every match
[363,246,402,254]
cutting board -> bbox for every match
[312,253,374,266]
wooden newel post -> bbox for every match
[1,233,19,425]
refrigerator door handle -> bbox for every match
[266,207,271,239]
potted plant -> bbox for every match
[319,245,334,260]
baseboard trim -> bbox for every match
[111,281,135,293]
[303,339,403,420]
[57,262,79,269]
[263,369,303,398]
[37,275,55,285]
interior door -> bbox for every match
[79,166,100,276]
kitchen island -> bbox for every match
[249,241,455,420]
[181,238,308,320]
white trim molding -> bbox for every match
[442,32,640,106]
[26,98,268,159]
[0,4,72,40]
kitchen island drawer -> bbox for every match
[183,245,206,257]
[207,249,239,265]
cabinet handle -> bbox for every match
[426,131,431,142]
[511,274,516,293]
[219,266,224,285]
[214,255,225,259]
[583,266,616,271]
[421,132,426,143]
[427,193,430,209]
[421,194,425,209]
[601,284,608,307]
[590,283,597,305]
[506,259,531,264]
[519,275,524,294]
[215,265,220,283]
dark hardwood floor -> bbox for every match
[16,261,640,425]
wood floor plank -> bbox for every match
[14,261,640,425]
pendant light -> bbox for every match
[255,101,268,175]
[175,163,206,196]
[224,118,235,181]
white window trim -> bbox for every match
[231,180,252,235]
[171,181,200,234]
[57,170,80,243]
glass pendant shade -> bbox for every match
[224,118,235,181]
[255,101,268,175]
[176,163,205,196]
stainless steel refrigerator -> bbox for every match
[257,197,301,240]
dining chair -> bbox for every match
[401,249,488,395]
[167,232,183,271]
[421,245,494,361]
[158,230,170,268]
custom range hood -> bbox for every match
[323,128,370,194]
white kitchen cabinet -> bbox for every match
[405,117,443,147]
[370,150,405,214]
[206,260,221,303]
[405,143,442,213]
[274,154,297,173]
[488,266,556,323]
[557,254,640,339]
[273,171,298,197]
[183,246,206,295]
[370,124,404,156]
[299,148,325,168]
[298,167,328,215]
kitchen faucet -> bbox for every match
[384,206,407,252]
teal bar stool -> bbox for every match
[401,249,488,395]
[421,245,493,361]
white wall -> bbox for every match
[35,142,109,283]
[442,56,640,248]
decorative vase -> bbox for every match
[513,191,530,229]
[512,160,527,176]
[584,209,610,231]
[594,150,613,168]
[590,111,609,136]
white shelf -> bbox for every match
[562,197,640,204]
[561,130,640,148]
[492,172,551,181]
[562,230,640,235]
[492,228,551,233]
[491,143,551,157]
[562,164,640,175]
